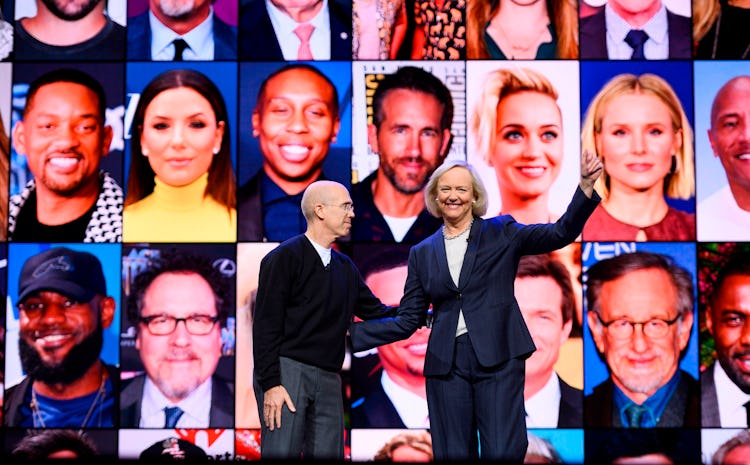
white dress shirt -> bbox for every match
[149,7,215,60]
[714,362,750,427]
[698,185,750,241]
[265,0,331,60]
[605,2,669,59]
[381,370,430,428]
[525,372,562,428]
[140,376,213,428]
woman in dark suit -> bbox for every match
[350,151,602,462]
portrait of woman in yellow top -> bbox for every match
[123,69,237,242]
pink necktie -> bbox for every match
[294,23,315,60]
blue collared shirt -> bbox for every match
[614,369,681,427]
[604,2,669,59]
[261,171,312,242]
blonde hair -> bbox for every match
[581,74,695,200]
[424,159,488,218]
[693,0,720,44]
[466,0,578,59]
[470,67,559,165]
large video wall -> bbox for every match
[1,0,749,463]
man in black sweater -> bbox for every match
[253,180,393,459]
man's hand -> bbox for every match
[263,385,296,431]
[579,149,603,198]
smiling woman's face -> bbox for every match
[490,91,563,202]
[140,86,224,187]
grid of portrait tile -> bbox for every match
[0,0,749,463]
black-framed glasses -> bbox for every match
[593,312,682,339]
[139,314,219,336]
[323,202,354,213]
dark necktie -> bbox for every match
[164,406,184,428]
[172,38,189,61]
[625,29,649,60]
[745,400,750,427]
[625,404,648,428]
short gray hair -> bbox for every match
[423,159,488,218]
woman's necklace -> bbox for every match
[443,217,474,240]
[711,9,750,59]
[490,17,549,59]
[30,367,107,432]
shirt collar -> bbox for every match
[614,369,681,427]
[714,361,750,426]
[604,2,668,44]
[525,372,561,428]
[381,370,430,428]
[141,376,213,427]
[265,0,329,36]
[149,7,215,60]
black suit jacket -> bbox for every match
[351,187,600,377]
[700,365,721,427]
[127,10,238,60]
[558,377,584,428]
[238,0,351,60]
[584,370,700,427]
[119,374,234,428]
[579,6,692,59]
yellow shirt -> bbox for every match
[123,174,236,242]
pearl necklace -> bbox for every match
[443,218,474,240]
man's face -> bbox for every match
[706,274,750,393]
[18,290,114,384]
[608,0,661,15]
[136,272,223,403]
[320,184,355,238]
[253,68,340,191]
[12,81,112,198]
[367,265,430,382]
[368,89,450,195]
[39,0,102,21]
[152,0,210,18]
[709,79,750,196]
[588,267,693,401]
[515,275,571,386]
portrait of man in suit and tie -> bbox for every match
[127,0,238,61]
[119,247,234,428]
[238,0,351,60]
[350,245,431,429]
[584,250,700,428]
[517,254,583,428]
[579,0,691,59]
[701,249,750,428]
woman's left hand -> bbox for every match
[579,149,603,198]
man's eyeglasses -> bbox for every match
[139,314,219,336]
[324,202,354,213]
[593,312,681,339]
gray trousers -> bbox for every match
[254,357,344,460]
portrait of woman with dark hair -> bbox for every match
[124,68,236,242]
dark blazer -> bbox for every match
[558,377,584,428]
[238,0,351,60]
[127,11,238,60]
[350,186,600,376]
[351,374,408,429]
[4,363,119,427]
[119,374,234,428]
[584,370,700,427]
[237,171,263,241]
[579,6,692,59]
[700,363,722,427]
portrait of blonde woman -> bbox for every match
[467,62,580,224]
[353,0,407,59]
[124,68,237,242]
[466,0,578,59]
[581,72,695,241]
